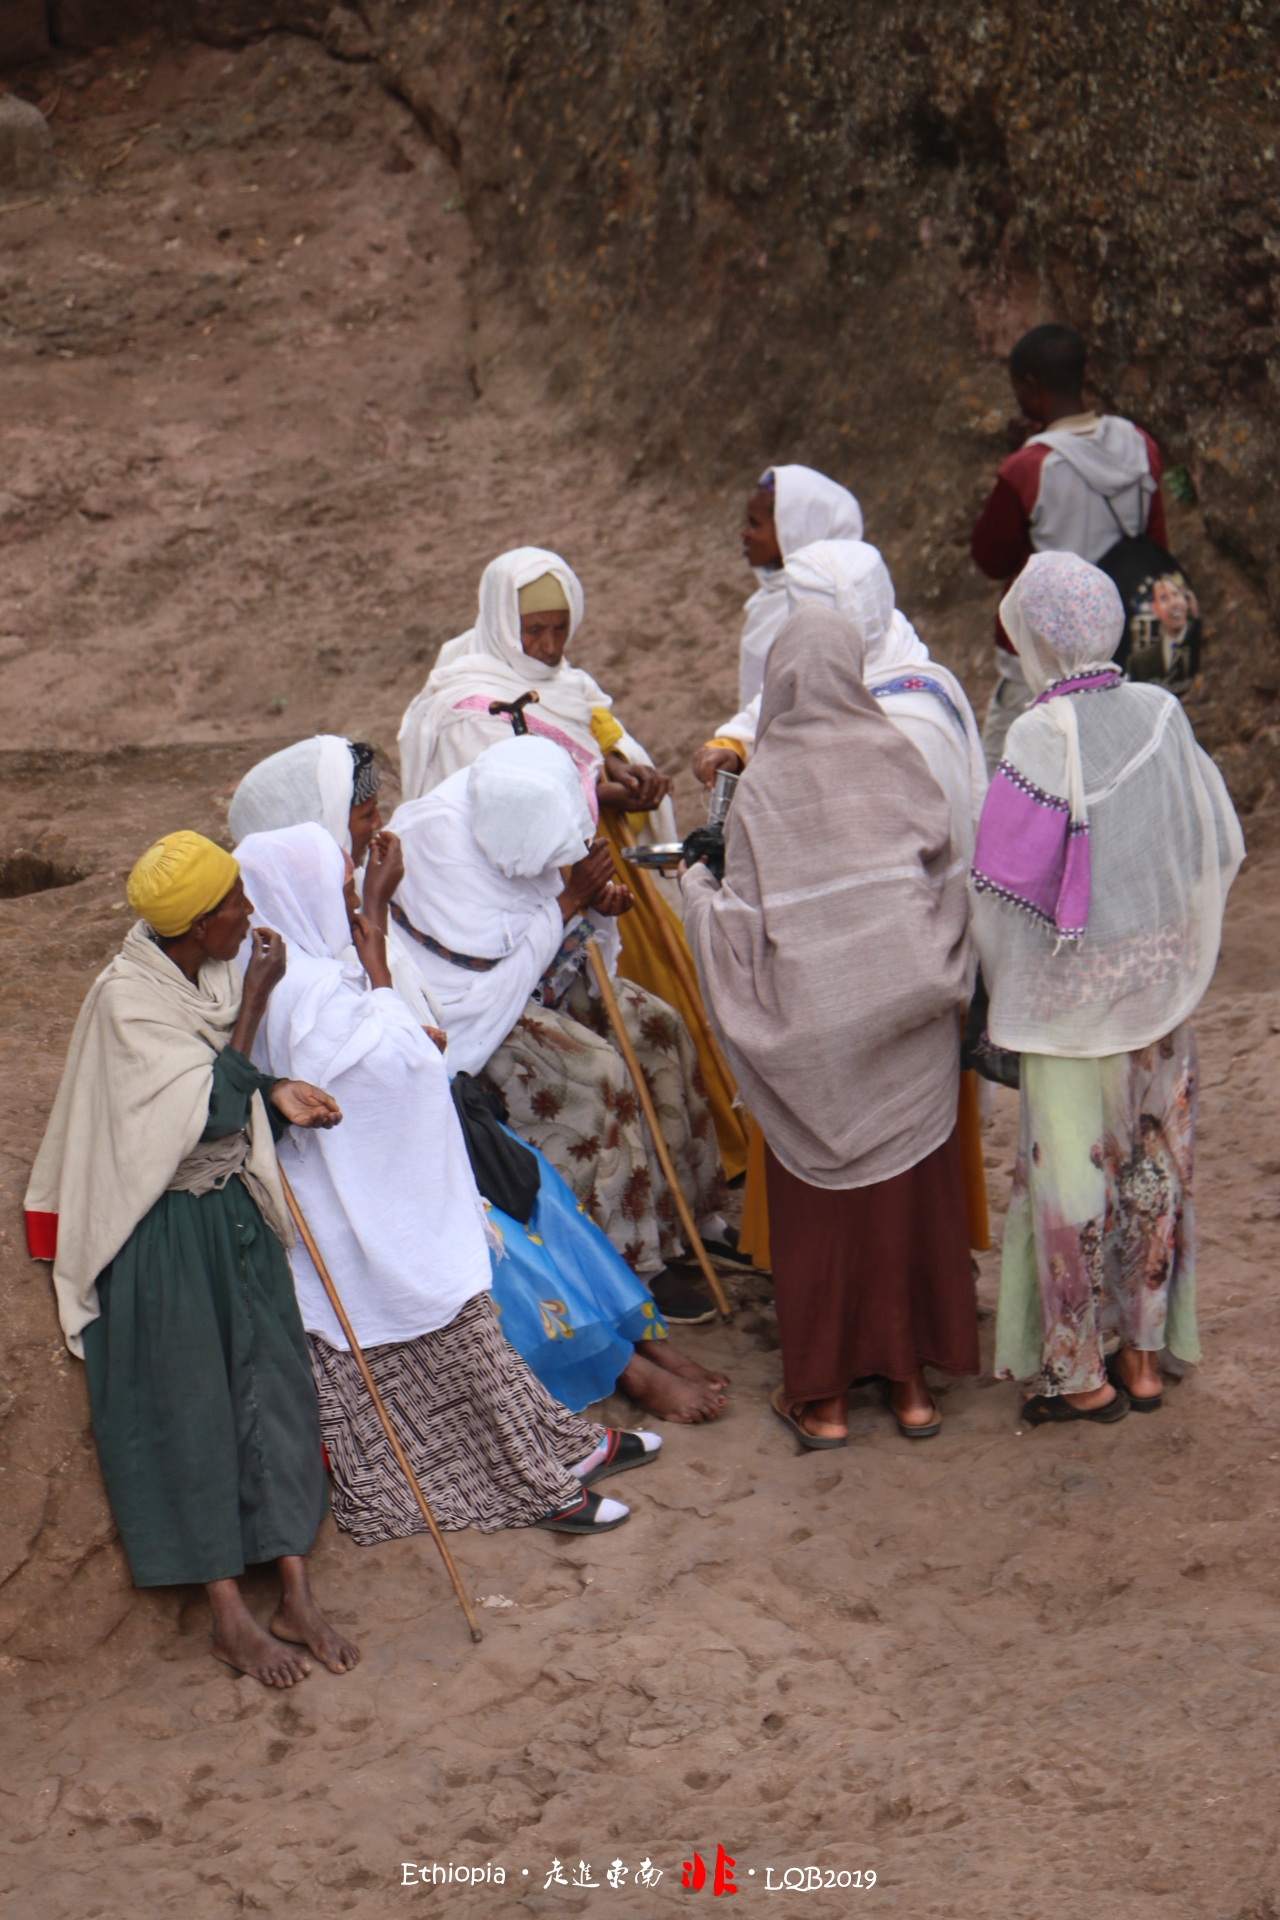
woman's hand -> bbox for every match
[424,1025,447,1054]
[596,751,673,814]
[351,910,394,991]
[230,927,288,1057]
[691,745,743,789]
[269,1079,343,1129]
[361,830,404,932]
[558,841,618,921]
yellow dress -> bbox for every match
[590,710,749,1182]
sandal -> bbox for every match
[1106,1352,1162,1412]
[1020,1387,1129,1426]
[581,1429,662,1486]
[533,1489,630,1534]
[769,1384,847,1450]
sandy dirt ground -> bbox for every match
[2,33,1280,1920]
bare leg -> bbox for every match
[620,1349,726,1423]
[888,1368,938,1428]
[208,1576,313,1687]
[270,1556,360,1674]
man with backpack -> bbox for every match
[970,323,1172,772]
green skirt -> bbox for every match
[82,1175,329,1587]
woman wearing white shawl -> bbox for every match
[235,822,647,1536]
[25,830,357,1689]
[388,739,731,1331]
[697,538,987,867]
[682,602,978,1447]
[733,464,865,711]
[225,735,442,1030]
[396,546,750,1181]
[971,552,1244,1424]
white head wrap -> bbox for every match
[766,465,864,559]
[228,736,358,854]
[468,736,594,877]
[999,550,1125,695]
[234,822,492,1349]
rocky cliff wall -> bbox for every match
[151,2,1280,599]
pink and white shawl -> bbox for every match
[970,552,1244,1056]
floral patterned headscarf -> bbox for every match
[999,551,1126,697]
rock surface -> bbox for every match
[0,94,52,190]
[0,0,48,69]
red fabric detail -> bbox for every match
[24,1210,58,1260]
[320,1442,332,1475]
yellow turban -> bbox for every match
[517,572,570,616]
[126,832,240,938]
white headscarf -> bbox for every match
[737,466,865,711]
[397,547,604,800]
[388,740,620,1076]
[722,541,987,863]
[228,737,358,853]
[468,735,594,878]
[972,554,1244,1054]
[235,824,492,1348]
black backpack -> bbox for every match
[1094,529,1201,691]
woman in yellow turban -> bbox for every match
[26,831,359,1689]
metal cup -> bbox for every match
[706,768,740,828]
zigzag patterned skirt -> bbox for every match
[308,1292,603,1540]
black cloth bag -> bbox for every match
[449,1073,541,1224]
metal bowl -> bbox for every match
[620,843,686,871]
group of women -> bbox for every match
[25,461,1243,1689]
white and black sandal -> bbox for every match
[533,1489,630,1534]
[581,1429,662,1487]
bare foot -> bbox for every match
[888,1371,938,1429]
[621,1351,726,1423]
[796,1390,848,1441]
[206,1577,312,1688]
[270,1555,361,1674]
[644,1340,730,1390]
[1111,1346,1161,1399]
[1063,1382,1118,1412]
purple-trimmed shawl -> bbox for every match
[971,668,1121,943]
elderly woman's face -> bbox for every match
[520,609,571,668]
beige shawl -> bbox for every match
[24,921,291,1355]
[680,602,971,1190]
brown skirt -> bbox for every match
[765,1128,979,1403]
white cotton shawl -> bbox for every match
[396,545,679,846]
[468,735,595,877]
[388,764,623,1078]
[234,824,492,1349]
[972,554,1245,1056]
[24,923,290,1355]
[738,465,865,710]
[722,542,987,864]
[228,736,357,853]
[683,602,970,1189]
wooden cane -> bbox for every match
[277,1166,484,1644]
[610,814,738,1096]
[584,938,732,1319]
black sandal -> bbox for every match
[532,1489,629,1534]
[1020,1388,1129,1426]
[581,1429,661,1487]
[1106,1352,1162,1412]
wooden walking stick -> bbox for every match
[276,1166,484,1644]
[584,938,732,1320]
[609,814,738,1095]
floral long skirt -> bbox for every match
[482,972,727,1274]
[995,1025,1200,1397]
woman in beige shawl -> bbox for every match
[681,603,978,1444]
